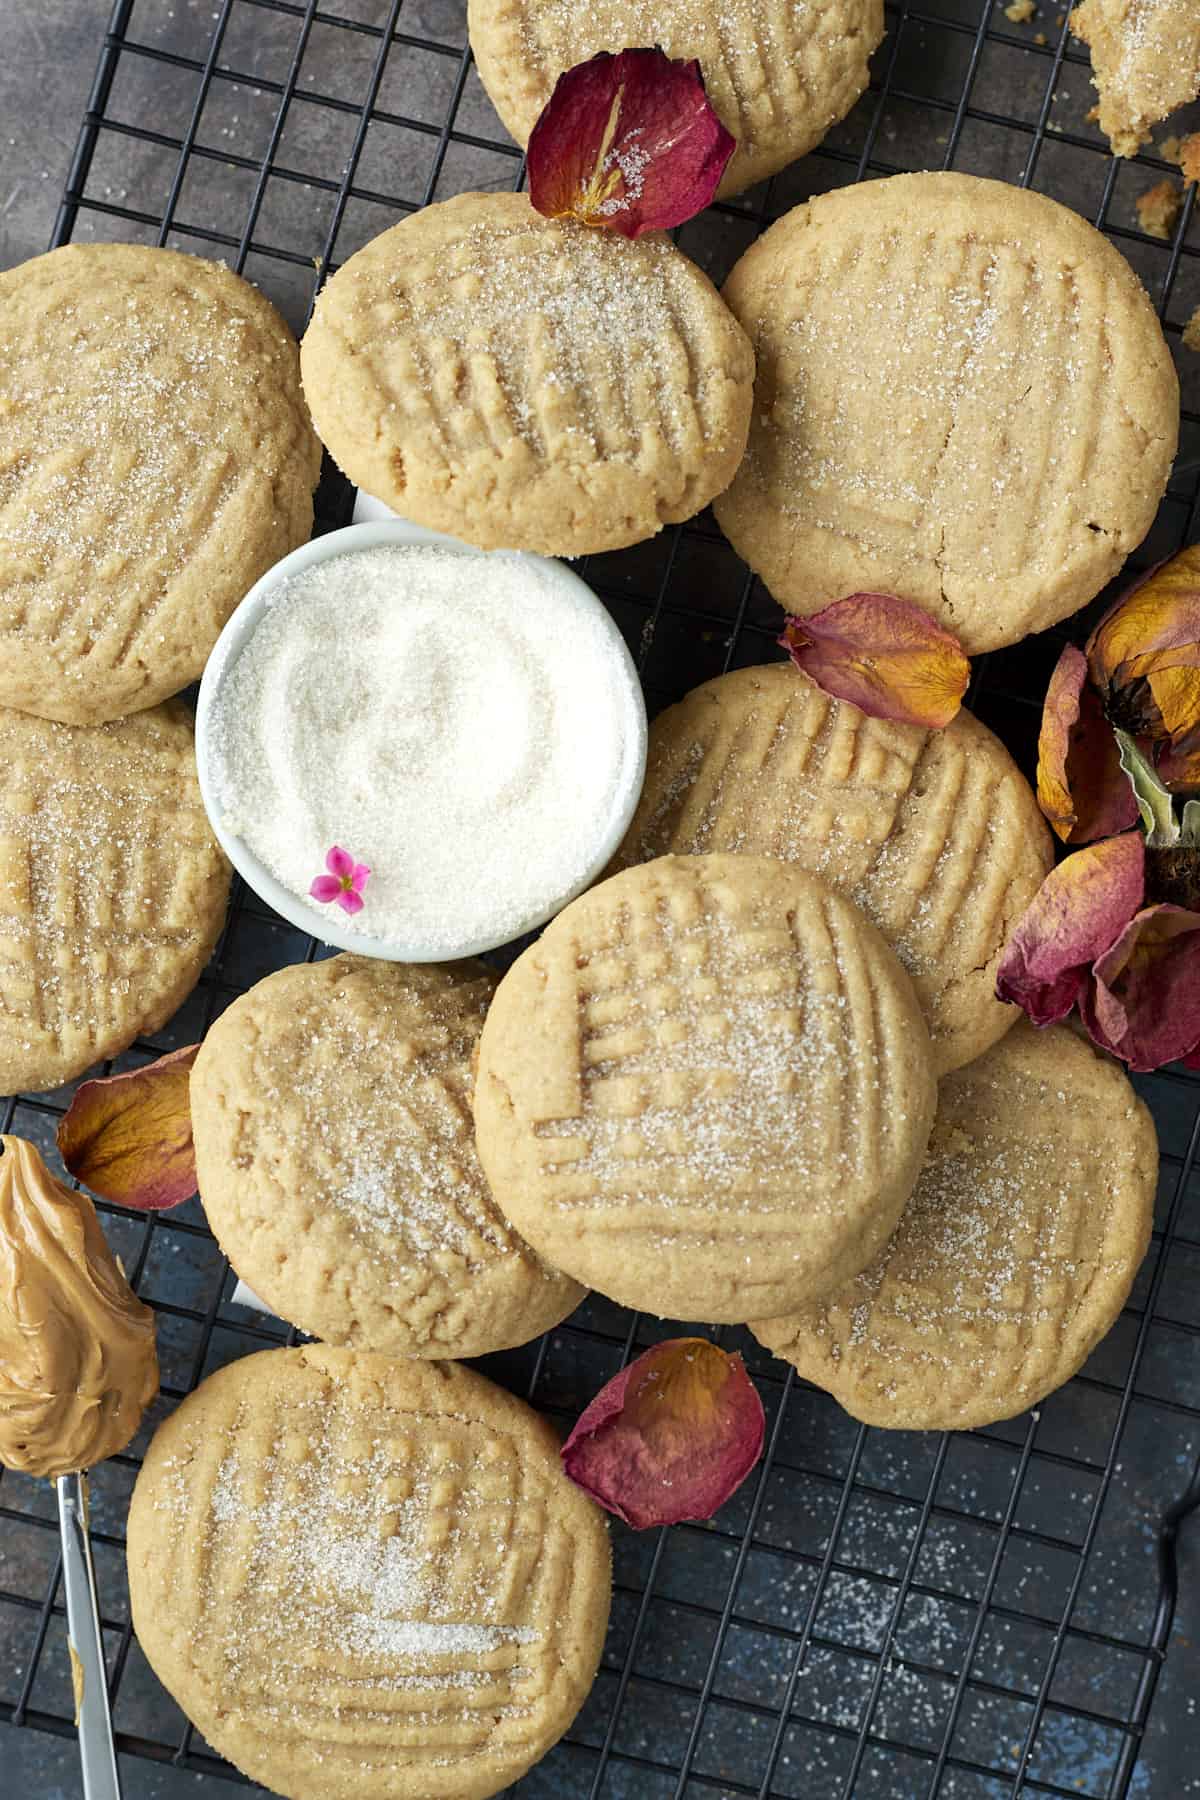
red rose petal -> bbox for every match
[562,1336,765,1530]
[57,1044,200,1212]
[1036,644,1138,844]
[778,595,969,730]
[995,833,1144,1027]
[527,49,735,239]
[1080,903,1200,1070]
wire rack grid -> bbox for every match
[1,1,1200,1797]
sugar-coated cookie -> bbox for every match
[127,1346,611,1800]
[751,1022,1157,1430]
[473,854,936,1324]
[1072,0,1200,156]
[714,173,1178,654]
[611,665,1054,1075]
[468,0,884,199]
[300,192,753,556]
[191,956,584,1359]
[0,701,229,1094]
[0,244,321,726]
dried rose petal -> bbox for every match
[1087,546,1200,744]
[527,49,735,239]
[779,596,969,730]
[995,833,1144,1027]
[1080,903,1200,1070]
[57,1044,200,1212]
[562,1336,765,1529]
[1036,644,1138,844]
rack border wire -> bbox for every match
[2,0,1200,1795]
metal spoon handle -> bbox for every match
[56,1473,122,1800]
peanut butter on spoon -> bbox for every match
[0,1133,158,1478]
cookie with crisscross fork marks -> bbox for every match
[299,192,754,556]
[751,1021,1157,1429]
[127,1347,610,1800]
[191,955,583,1360]
[714,173,1178,654]
[0,700,229,1094]
[473,854,936,1323]
[468,0,884,200]
[0,244,321,725]
[610,666,1054,1076]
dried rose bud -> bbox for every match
[1087,546,1200,745]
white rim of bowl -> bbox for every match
[194,517,649,962]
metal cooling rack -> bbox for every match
[2,1,1200,1795]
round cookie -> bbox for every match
[0,701,229,1094]
[191,955,584,1359]
[300,192,754,556]
[713,173,1179,655]
[611,664,1054,1075]
[127,1345,611,1800]
[468,0,884,200]
[751,1021,1157,1430]
[473,853,936,1324]
[0,243,322,726]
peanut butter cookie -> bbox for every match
[611,665,1054,1075]
[191,956,584,1359]
[0,701,229,1094]
[751,1022,1157,1430]
[714,173,1178,654]
[0,244,321,725]
[473,853,936,1324]
[127,1346,611,1800]
[300,192,753,556]
[468,0,884,199]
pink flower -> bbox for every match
[309,846,371,916]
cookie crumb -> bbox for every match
[1136,178,1183,240]
[1159,134,1184,164]
[1184,309,1200,354]
[1181,133,1200,185]
[1004,0,1036,21]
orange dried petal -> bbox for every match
[561,1336,765,1529]
[779,594,969,730]
[57,1044,200,1212]
[1036,644,1137,843]
[1087,546,1200,742]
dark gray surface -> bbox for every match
[2,3,1200,1798]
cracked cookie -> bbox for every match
[610,664,1054,1076]
[299,192,754,556]
[191,955,584,1359]
[713,173,1179,654]
[1072,0,1200,157]
[473,853,936,1324]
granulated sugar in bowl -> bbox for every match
[196,520,647,959]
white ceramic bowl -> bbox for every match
[195,517,648,961]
